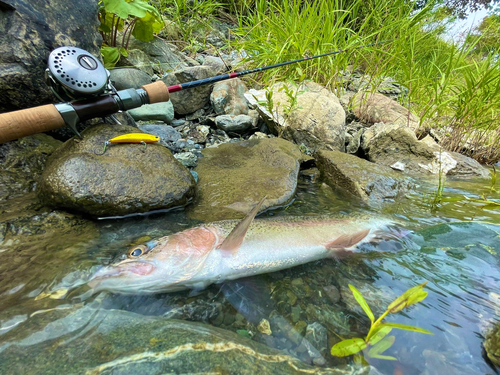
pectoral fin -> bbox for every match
[326,229,371,250]
[218,196,267,256]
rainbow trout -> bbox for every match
[88,199,395,295]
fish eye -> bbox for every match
[127,244,147,258]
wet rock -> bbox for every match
[0,134,62,201]
[215,114,255,134]
[0,0,101,112]
[316,150,415,206]
[249,132,269,141]
[323,285,341,303]
[353,92,420,132]
[128,36,198,74]
[109,68,152,91]
[37,124,195,217]
[116,49,154,76]
[305,304,351,335]
[174,151,198,168]
[211,78,249,115]
[188,137,306,222]
[246,81,346,153]
[484,321,500,367]
[162,65,217,115]
[305,322,328,356]
[0,306,366,375]
[128,101,175,124]
[136,124,182,148]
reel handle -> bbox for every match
[0,105,66,144]
[0,81,171,144]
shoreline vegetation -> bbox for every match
[146,0,500,164]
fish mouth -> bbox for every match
[87,260,156,290]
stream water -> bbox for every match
[0,174,499,374]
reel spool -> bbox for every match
[45,46,111,102]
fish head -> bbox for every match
[88,226,220,295]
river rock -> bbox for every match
[128,101,175,124]
[0,0,101,112]
[246,81,346,153]
[0,134,63,201]
[109,68,152,91]
[128,36,198,74]
[361,123,490,178]
[116,49,155,76]
[0,306,366,375]
[484,321,500,367]
[162,65,217,115]
[211,78,249,115]
[353,92,420,132]
[37,124,195,217]
[136,124,182,148]
[215,114,255,134]
[316,150,415,206]
[188,137,306,222]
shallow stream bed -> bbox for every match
[0,175,499,374]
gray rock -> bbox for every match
[353,92,420,132]
[0,0,101,112]
[109,68,152,91]
[128,101,175,124]
[0,306,364,375]
[37,124,195,217]
[174,151,198,167]
[116,49,154,76]
[316,149,415,206]
[128,36,198,74]
[362,123,491,178]
[201,55,227,74]
[215,114,254,134]
[136,124,182,147]
[246,82,346,153]
[162,65,217,115]
[188,137,307,222]
[211,78,249,115]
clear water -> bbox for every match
[0,175,499,374]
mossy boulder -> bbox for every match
[37,124,195,217]
[189,137,306,222]
[316,150,415,206]
[484,321,500,367]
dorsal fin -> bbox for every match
[325,229,371,250]
[218,196,267,256]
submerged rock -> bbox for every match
[188,137,306,222]
[484,321,500,367]
[246,82,346,153]
[316,149,415,206]
[0,306,368,375]
[37,124,195,217]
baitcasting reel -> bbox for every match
[45,46,113,102]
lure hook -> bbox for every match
[94,141,111,155]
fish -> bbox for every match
[88,198,396,295]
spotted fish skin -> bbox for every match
[88,214,395,295]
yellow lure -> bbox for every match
[95,133,160,155]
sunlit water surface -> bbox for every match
[0,175,499,374]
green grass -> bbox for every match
[151,0,500,164]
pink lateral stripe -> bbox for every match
[167,84,182,93]
[229,72,238,78]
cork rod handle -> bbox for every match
[141,81,170,104]
[0,104,66,144]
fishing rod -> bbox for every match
[0,41,387,144]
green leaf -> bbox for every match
[100,46,121,69]
[387,281,428,313]
[381,322,433,335]
[119,47,128,57]
[349,284,374,322]
[368,335,395,359]
[353,353,369,366]
[103,0,152,19]
[331,338,367,357]
[367,325,392,345]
